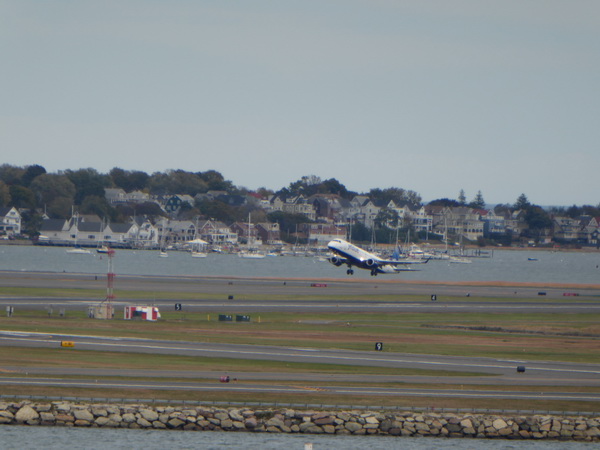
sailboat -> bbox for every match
[66,213,91,254]
[238,213,265,259]
[190,238,208,258]
[158,221,169,257]
[96,218,109,253]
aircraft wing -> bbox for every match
[377,257,430,265]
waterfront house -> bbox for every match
[0,207,21,236]
[196,219,238,245]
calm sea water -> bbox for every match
[0,426,594,449]
[0,245,599,284]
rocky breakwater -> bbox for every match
[1,401,599,442]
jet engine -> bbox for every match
[365,258,377,268]
[329,256,344,267]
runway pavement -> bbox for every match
[1,270,600,314]
[1,330,599,386]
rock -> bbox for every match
[95,416,110,426]
[140,409,159,422]
[0,410,15,419]
[323,425,336,434]
[229,410,244,422]
[232,421,245,430]
[40,412,56,423]
[168,418,185,429]
[460,418,473,429]
[55,413,74,422]
[314,416,335,426]
[137,417,152,428]
[493,418,508,430]
[345,422,363,433]
[91,408,108,417]
[214,412,229,421]
[74,420,92,427]
[15,405,39,423]
[266,417,285,429]
[73,409,94,422]
[245,417,258,429]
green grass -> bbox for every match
[2,308,598,362]
[2,285,600,303]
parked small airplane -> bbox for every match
[327,239,429,276]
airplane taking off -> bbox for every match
[327,239,428,276]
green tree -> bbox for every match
[80,195,113,219]
[524,205,552,239]
[197,170,234,192]
[8,185,36,209]
[47,197,73,218]
[30,174,76,211]
[148,170,209,196]
[198,199,237,223]
[369,187,421,208]
[0,164,25,185]
[458,189,466,205]
[20,210,44,238]
[115,202,165,221]
[21,165,47,187]
[64,168,111,205]
[266,211,312,242]
[109,167,149,192]
[374,207,399,229]
[0,181,10,207]
[469,190,486,209]
[349,221,371,243]
[514,193,530,210]
[428,198,460,207]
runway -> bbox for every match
[1,270,600,314]
[1,330,599,387]
[1,375,598,403]
[1,271,599,403]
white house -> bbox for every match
[0,207,21,236]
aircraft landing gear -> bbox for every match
[370,270,378,276]
[346,268,354,275]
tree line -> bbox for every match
[1,164,599,242]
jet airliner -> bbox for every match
[327,239,428,276]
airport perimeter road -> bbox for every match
[1,331,600,388]
[0,375,599,403]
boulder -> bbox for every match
[140,409,159,422]
[15,405,39,423]
[493,418,508,430]
[73,409,94,422]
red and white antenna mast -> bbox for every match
[105,248,115,307]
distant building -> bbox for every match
[0,207,21,236]
[301,223,347,245]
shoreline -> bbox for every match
[1,401,598,442]
[2,239,600,253]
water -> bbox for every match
[0,426,594,449]
[1,245,600,284]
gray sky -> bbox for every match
[2,1,599,206]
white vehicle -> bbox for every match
[327,239,428,276]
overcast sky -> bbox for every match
[1,1,599,206]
